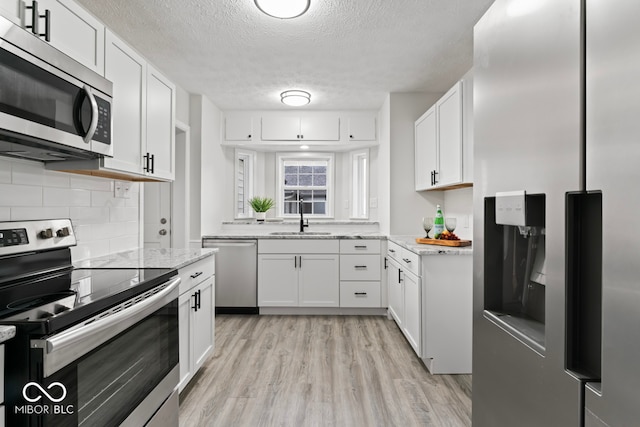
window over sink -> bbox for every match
[277,153,334,218]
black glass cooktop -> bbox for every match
[0,267,176,334]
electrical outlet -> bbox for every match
[114,181,132,199]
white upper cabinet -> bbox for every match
[38,0,105,75]
[145,64,175,180]
[225,114,253,141]
[415,73,473,191]
[348,116,376,141]
[261,113,340,141]
[415,108,437,191]
[0,1,22,25]
[103,30,146,175]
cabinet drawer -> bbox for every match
[340,282,381,308]
[258,239,339,254]
[387,240,402,261]
[340,255,381,281]
[340,239,381,254]
[179,256,214,295]
[400,249,420,277]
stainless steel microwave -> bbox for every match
[0,15,112,162]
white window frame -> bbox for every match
[276,152,334,218]
[234,148,256,219]
[350,149,369,219]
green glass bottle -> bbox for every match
[433,204,444,238]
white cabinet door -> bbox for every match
[192,278,215,370]
[177,290,194,393]
[103,30,146,175]
[261,115,300,141]
[387,258,403,326]
[258,254,298,306]
[0,1,22,25]
[403,270,422,356]
[225,114,253,141]
[415,107,438,191]
[300,115,340,141]
[436,81,463,187]
[348,116,376,141]
[39,0,105,75]
[298,254,339,307]
[146,64,175,180]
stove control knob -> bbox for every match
[56,227,71,237]
[39,228,54,239]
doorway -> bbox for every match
[143,121,190,248]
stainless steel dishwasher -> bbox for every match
[202,238,258,314]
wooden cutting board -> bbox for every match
[415,238,472,247]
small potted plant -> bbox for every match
[248,196,274,222]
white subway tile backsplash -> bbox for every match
[91,190,125,208]
[12,162,45,186]
[10,207,70,221]
[110,235,139,254]
[110,207,138,222]
[69,207,110,224]
[0,183,42,206]
[69,176,113,192]
[71,239,111,261]
[44,188,91,207]
[0,159,12,183]
[0,208,10,221]
[43,170,71,188]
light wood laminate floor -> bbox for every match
[179,315,471,427]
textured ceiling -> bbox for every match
[75,0,495,110]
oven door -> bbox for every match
[19,277,180,427]
[0,37,112,157]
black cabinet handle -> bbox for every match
[26,1,39,35]
[354,265,367,269]
[433,170,438,185]
[299,255,302,268]
[384,257,388,270]
[296,134,300,139]
[190,271,203,279]
[143,153,149,172]
[192,292,198,311]
[398,269,402,283]
[300,135,304,139]
[248,134,251,138]
[350,135,354,139]
[389,249,395,253]
[354,245,367,249]
[402,258,412,264]
[294,256,297,269]
[150,153,155,174]
[40,8,50,42]
[354,292,367,296]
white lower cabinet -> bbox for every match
[258,240,340,308]
[178,256,215,393]
[258,253,339,307]
[402,269,421,356]
[339,239,383,308]
[386,240,472,374]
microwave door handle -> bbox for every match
[32,276,181,378]
[82,85,99,144]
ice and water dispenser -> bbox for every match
[484,191,547,353]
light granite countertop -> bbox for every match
[0,325,16,344]
[74,248,217,270]
[202,233,386,240]
[388,235,473,255]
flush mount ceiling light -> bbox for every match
[255,0,310,19]
[281,90,311,106]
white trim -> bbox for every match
[350,148,369,219]
[276,152,334,218]
[234,148,257,219]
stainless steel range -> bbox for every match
[0,219,180,427]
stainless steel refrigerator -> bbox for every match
[473,0,640,425]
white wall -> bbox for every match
[377,96,391,234]
[0,157,139,261]
[191,95,228,237]
[389,92,445,235]
[443,187,474,240]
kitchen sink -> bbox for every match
[269,231,332,236]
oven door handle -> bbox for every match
[32,276,181,378]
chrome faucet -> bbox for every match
[299,198,309,232]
